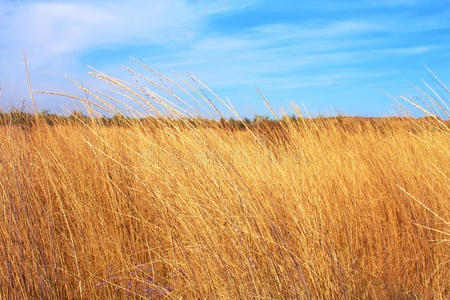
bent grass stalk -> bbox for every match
[0,61,448,299]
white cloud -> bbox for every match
[380,46,436,55]
[0,0,253,107]
[253,21,385,39]
[0,0,213,66]
[0,0,446,115]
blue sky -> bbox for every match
[0,0,449,117]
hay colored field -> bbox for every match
[0,67,448,299]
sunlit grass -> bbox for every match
[0,64,448,299]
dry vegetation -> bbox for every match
[0,65,448,299]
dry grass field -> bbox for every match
[0,68,448,299]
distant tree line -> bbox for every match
[0,109,447,134]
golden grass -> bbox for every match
[0,67,449,299]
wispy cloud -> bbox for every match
[0,0,234,66]
[379,46,436,55]
[0,0,251,102]
[0,0,448,116]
